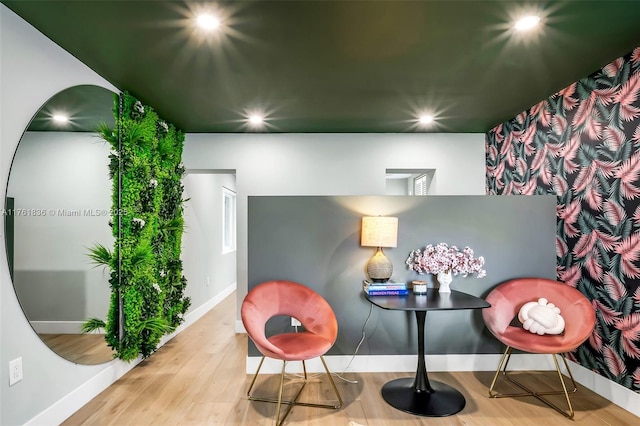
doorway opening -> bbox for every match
[385,169,435,195]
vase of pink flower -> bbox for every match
[406,243,486,292]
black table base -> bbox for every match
[365,291,490,418]
[381,378,466,417]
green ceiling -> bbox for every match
[4,0,640,133]
[26,85,115,132]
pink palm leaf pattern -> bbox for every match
[634,367,640,388]
[614,73,640,122]
[614,234,640,279]
[604,345,627,377]
[604,273,627,301]
[594,299,622,326]
[614,313,640,359]
[486,47,640,391]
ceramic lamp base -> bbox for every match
[367,248,393,282]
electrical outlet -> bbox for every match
[9,358,23,386]
[291,317,301,327]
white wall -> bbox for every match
[384,177,408,195]
[0,5,123,425]
[182,133,487,327]
[182,173,237,308]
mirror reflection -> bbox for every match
[6,85,116,364]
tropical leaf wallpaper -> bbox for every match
[486,46,640,392]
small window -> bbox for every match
[222,187,236,253]
[414,174,428,196]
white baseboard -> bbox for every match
[25,358,141,426]
[567,359,640,418]
[245,353,554,375]
[245,354,640,418]
[25,282,237,426]
[235,319,246,334]
[31,320,90,334]
[162,282,237,343]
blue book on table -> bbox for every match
[365,288,409,296]
[363,280,408,291]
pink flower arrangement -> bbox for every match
[406,243,486,278]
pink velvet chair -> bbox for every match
[482,277,596,418]
[241,280,342,425]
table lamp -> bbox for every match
[361,216,398,282]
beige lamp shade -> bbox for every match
[361,216,398,248]
[361,216,398,282]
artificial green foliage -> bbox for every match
[81,318,107,334]
[96,92,190,361]
[96,121,117,145]
[87,243,113,269]
[83,242,114,337]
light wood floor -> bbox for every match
[63,292,639,425]
[40,333,115,365]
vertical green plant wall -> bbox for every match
[97,92,190,361]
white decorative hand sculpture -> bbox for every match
[517,297,565,335]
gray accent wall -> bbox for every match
[248,195,557,356]
[14,271,85,321]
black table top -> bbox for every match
[365,289,490,312]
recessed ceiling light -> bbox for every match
[419,115,434,125]
[52,114,69,123]
[514,15,540,31]
[196,13,220,31]
[248,114,264,126]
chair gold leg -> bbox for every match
[247,357,305,407]
[246,356,266,398]
[488,347,578,419]
[320,355,343,409]
[550,353,577,418]
[274,361,292,426]
[247,359,303,426]
[302,359,307,380]
[246,357,343,425]
[488,346,513,397]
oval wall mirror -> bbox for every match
[5,85,117,364]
